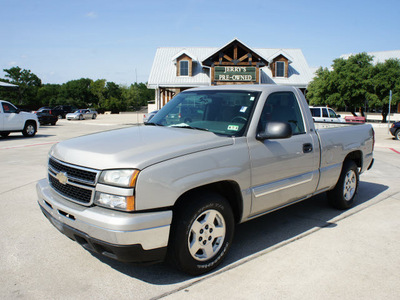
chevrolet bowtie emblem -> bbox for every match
[56,172,68,185]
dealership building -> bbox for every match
[147,38,314,109]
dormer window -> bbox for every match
[275,61,285,77]
[179,60,189,76]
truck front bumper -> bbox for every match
[36,179,172,263]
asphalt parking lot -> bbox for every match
[1,115,399,299]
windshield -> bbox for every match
[148,90,260,136]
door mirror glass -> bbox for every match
[257,122,292,140]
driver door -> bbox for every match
[248,92,320,216]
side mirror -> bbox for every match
[337,114,341,118]
[256,122,292,140]
[16,108,21,114]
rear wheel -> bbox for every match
[168,192,234,275]
[22,122,37,137]
[395,129,400,141]
[327,160,359,209]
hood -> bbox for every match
[50,126,234,170]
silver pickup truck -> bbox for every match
[37,85,374,275]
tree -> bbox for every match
[307,53,374,115]
[37,84,61,107]
[2,67,42,106]
[330,53,374,115]
[90,79,106,107]
[368,59,400,122]
[59,78,94,108]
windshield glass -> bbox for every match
[149,90,260,136]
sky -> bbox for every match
[1,0,400,85]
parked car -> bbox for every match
[390,121,400,140]
[52,105,78,119]
[310,106,346,123]
[143,110,158,123]
[0,100,39,137]
[37,85,374,275]
[66,109,97,120]
[35,109,58,125]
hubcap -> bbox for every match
[188,209,226,261]
[27,125,35,135]
[343,170,357,201]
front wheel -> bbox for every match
[327,160,359,209]
[1,132,10,138]
[22,122,37,137]
[395,129,400,141]
[168,193,234,275]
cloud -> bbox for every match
[86,11,97,18]
[8,61,18,66]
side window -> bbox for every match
[2,102,17,113]
[258,92,305,135]
[328,109,337,118]
[322,108,329,117]
[310,108,320,117]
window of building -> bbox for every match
[180,60,189,76]
[275,61,285,77]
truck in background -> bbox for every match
[0,100,39,138]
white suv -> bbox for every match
[310,106,346,123]
[0,100,39,138]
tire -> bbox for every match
[22,122,37,137]
[92,114,97,119]
[79,115,83,120]
[327,160,359,210]
[168,192,234,276]
[395,129,400,141]
[1,132,10,138]
[51,122,57,126]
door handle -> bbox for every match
[303,143,313,153]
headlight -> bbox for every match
[94,193,135,211]
[99,169,139,187]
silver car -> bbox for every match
[66,109,97,120]
[143,110,158,123]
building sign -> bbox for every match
[214,66,256,82]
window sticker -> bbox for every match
[240,106,248,113]
[227,125,239,131]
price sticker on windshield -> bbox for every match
[227,125,239,131]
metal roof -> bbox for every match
[0,82,18,87]
[340,50,400,65]
[148,45,314,89]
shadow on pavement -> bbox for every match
[89,181,388,284]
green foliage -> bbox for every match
[308,53,374,112]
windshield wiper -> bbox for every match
[144,122,164,126]
[172,125,209,132]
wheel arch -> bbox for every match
[173,180,243,224]
[344,150,362,169]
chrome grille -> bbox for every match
[48,157,100,205]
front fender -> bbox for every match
[135,138,251,213]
